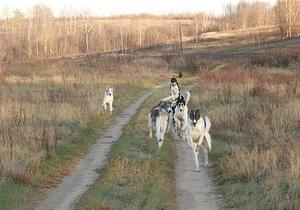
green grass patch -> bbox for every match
[75,87,176,210]
[0,180,38,210]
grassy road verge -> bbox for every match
[75,87,176,210]
[190,68,300,210]
[0,84,147,210]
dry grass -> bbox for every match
[75,87,176,210]
[192,66,300,209]
[250,47,300,68]
[0,56,169,184]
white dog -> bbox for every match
[170,77,180,98]
[102,87,114,114]
[172,91,190,141]
[185,109,212,171]
[148,100,173,149]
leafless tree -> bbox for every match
[275,0,300,38]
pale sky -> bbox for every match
[1,0,277,17]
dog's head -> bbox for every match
[105,87,113,96]
[170,77,178,87]
[176,95,186,112]
[160,101,173,114]
[189,109,201,127]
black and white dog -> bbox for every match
[102,87,114,114]
[148,100,173,149]
[185,109,212,171]
[172,91,191,141]
[170,77,180,98]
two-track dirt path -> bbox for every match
[36,86,162,210]
[36,84,223,210]
[175,86,223,210]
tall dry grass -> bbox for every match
[0,56,169,183]
[194,66,300,209]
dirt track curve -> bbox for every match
[36,86,162,210]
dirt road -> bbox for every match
[176,86,223,210]
[175,141,223,210]
[36,86,162,210]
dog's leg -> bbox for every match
[170,124,178,141]
[102,102,107,111]
[193,145,200,172]
[148,114,153,139]
[109,103,113,115]
[175,118,181,137]
[156,117,163,149]
[173,117,179,141]
[185,130,193,146]
[160,117,168,143]
[181,121,188,132]
[203,147,209,167]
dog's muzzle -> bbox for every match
[193,123,196,127]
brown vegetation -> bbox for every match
[2,1,300,62]
[193,67,300,209]
[0,56,169,183]
[250,47,300,67]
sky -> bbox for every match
[0,0,277,17]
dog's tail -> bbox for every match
[183,91,191,105]
[198,130,211,152]
[204,116,211,133]
[148,113,152,128]
[204,132,212,151]
[201,116,212,151]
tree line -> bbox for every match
[0,0,299,61]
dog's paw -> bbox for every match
[204,162,211,168]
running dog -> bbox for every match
[185,109,212,171]
[148,100,173,149]
[170,77,180,98]
[102,87,114,114]
[172,91,191,140]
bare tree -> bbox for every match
[82,14,95,54]
[137,18,145,47]
[194,13,214,42]
[275,0,300,38]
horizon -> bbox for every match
[0,0,276,18]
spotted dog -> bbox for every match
[148,100,173,149]
[185,109,212,171]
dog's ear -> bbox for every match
[189,111,193,119]
[195,109,201,119]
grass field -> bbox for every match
[0,56,170,209]
[1,25,300,210]
[75,87,177,210]
[190,66,300,209]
